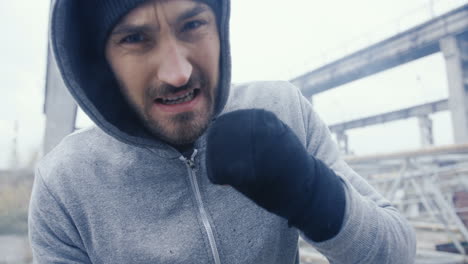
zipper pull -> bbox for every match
[180,149,198,169]
[188,149,199,169]
[186,159,196,169]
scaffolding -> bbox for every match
[299,144,468,263]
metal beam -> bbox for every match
[43,46,77,154]
[345,143,468,164]
[291,5,468,97]
[329,99,448,133]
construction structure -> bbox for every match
[298,143,468,263]
[42,2,468,263]
[291,4,468,152]
[291,3,468,264]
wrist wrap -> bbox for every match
[207,109,346,242]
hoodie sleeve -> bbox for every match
[295,87,417,264]
[28,169,91,264]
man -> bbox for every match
[29,0,416,263]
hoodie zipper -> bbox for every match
[180,150,221,264]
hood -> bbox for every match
[50,0,231,148]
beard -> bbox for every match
[142,104,214,146]
[119,73,216,147]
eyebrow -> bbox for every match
[110,4,209,35]
[177,4,209,23]
[111,24,156,36]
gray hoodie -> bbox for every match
[29,0,416,263]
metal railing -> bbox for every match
[300,144,468,263]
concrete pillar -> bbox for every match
[336,130,349,155]
[418,115,434,148]
[9,121,18,170]
[440,34,468,144]
[43,47,77,155]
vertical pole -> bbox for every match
[9,121,19,170]
[418,115,434,148]
[440,35,468,144]
[429,0,435,18]
[336,130,349,155]
[42,46,77,155]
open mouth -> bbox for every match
[155,89,200,105]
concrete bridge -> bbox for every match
[290,4,468,150]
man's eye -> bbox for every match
[120,33,147,44]
[182,20,207,32]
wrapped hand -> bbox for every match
[206,109,346,242]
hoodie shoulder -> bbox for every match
[225,80,301,112]
[37,126,135,185]
[224,80,311,145]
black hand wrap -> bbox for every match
[206,109,346,242]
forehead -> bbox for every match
[117,0,208,26]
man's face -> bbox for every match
[106,0,220,146]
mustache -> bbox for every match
[147,75,205,99]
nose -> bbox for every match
[157,40,192,88]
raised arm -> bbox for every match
[297,87,416,263]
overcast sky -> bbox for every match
[1,0,467,169]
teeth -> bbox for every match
[161,90,195,105]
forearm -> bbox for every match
[206,102,416,263]
[302,177,416,264]
[289,156,346,242]
[298,88,416,263]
